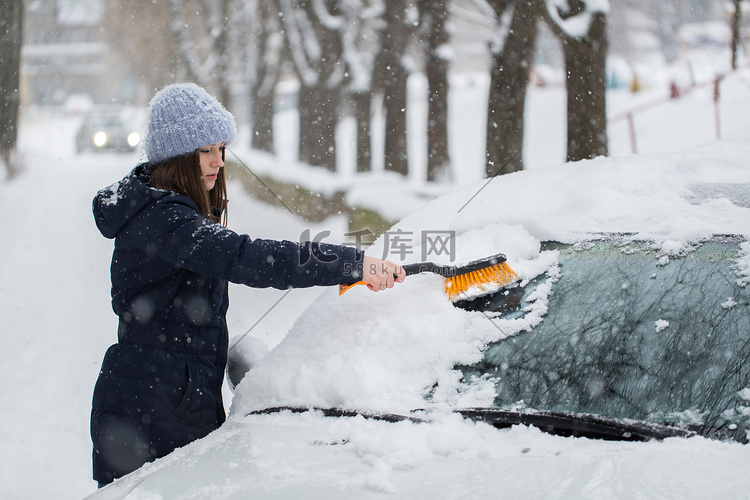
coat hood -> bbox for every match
[93,163,171,239]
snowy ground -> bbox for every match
[1,53,749,498]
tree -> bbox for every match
[374,0,410,175]
[169,0,235,106]
[247,0,285,153]
[279,0,348,171]
[542,0,608,162]
[420,0,451,181]
[731,0,742,70]
[340,0,385,173]
[484,0,538,176]
[0,0,23,177]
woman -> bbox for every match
[90,83,404,486]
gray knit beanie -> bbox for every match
[145,83,237,164]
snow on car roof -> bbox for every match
[382,141,750,265]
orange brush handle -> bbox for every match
[339,281,368,295]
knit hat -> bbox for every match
[144,83,237,164]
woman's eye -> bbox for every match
[200,149,211,153]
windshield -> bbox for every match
[458,237,750,434]
[87,114,125,128]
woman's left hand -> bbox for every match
[361,256,406,292]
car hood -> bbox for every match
[88,408,750,499]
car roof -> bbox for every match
[381,142,750,263]
[687,182,750,208]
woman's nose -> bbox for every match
[212,150,224,167]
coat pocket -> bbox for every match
[173,361,196,415]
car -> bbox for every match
[87,143,750,499]
[76,107,142,154]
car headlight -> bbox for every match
[127,132,141,148]
[93,131,109,148]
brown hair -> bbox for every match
[149,150,228,226]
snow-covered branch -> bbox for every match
[449,0,499,26]
[170,0,212,85]
[339,0,381,92]
[490,3,515,54]
[545,0,609,39]
[278,0,321,87]
[312,0,345,30]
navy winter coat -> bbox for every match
[91,163,364,484]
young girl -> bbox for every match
[90,83,404,486]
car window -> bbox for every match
[458,237,750,432]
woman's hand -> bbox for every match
[361,256,406,292]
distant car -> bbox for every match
[76,107,141,154]
[88,145,750,499]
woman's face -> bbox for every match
[198,143,225,191]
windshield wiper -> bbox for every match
[249,406,747,444]
[249,406,421,423]
[455,408,694,442]
[455,408,748,444]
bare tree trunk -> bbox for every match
[381,68,408,176]
[542,0,608,163]
[731,0,742,70]
[282,0,344,172]
[376,0,409,176]
[250,1,283,153]
[298,84,340,171]
[211,0,232,107]
[251,86,276,153]
[337,0,384,174]
[0,0,23,177]
[561,13,608,162]
[485,0,537,177]
[351,92,372,172]
[423,1,451,181]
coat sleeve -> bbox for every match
[147,198,364,290]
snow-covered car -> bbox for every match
[76,107,141,154]
[88,143,750,499]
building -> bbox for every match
[21,0,136,109]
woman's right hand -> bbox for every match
[361,256,406,292]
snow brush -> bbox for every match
[338,253,519,302]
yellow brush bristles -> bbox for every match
[445,262,519,301]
